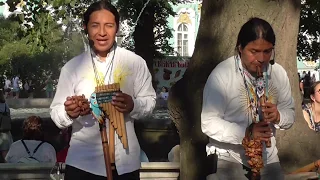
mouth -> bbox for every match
[96,39,108,46]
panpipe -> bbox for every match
[256,66,271,148]
[95,83,128,165]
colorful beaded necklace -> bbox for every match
[236,55,269,123]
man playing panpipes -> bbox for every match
[50,1,156,179]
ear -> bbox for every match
[238,45,243,54]
[311,94,315,102]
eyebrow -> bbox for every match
[250,48,273,52]
[90,22,115,25]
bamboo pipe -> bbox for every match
[119,111,128,149]
[109,118,115,164]
[257,66,271,147]
[99,122,113,180]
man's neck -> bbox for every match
[95,50,110,62]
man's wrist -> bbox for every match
[66,111,78,120]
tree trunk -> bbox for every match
[168,0,303,179]
[133,4,156,86]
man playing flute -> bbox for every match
[202,17,295,180]
[50,1,156,179]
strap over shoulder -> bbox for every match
[21,140,45,156]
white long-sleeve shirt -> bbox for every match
[50,45,156,176]
[201,56,295,166]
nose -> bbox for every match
[99,26,107,37]
[255,52,265,62]
[256,60,264,65]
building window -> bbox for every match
[177,24,189,56]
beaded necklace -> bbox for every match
[236,55,269,123]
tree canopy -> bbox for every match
[0,15,84,96]
[298,0,320,60]
[2,0,182,58]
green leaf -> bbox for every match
[52,0,60,8]
[0,2,5,6]
[22,4,28,12]
[62,19,68,25]
[70,0,76,7]
[18,14,24,23]
[58,9,66,16]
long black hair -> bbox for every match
[83,1,120,32]
[236,17,275,54]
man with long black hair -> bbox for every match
[50,1,156,179]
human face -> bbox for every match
[239,38,274,74]
[311,84,320,103]
[85,9,117,58]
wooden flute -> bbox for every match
[256,66,271,148]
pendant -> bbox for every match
[90,92,105,124]
[256,77,265,98]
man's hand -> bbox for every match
[262,102,280,124]
[111,92,134,113]
[251,121,273,142]
[79,97,91,116]
[64,97,81,119]
[64,95,91,119]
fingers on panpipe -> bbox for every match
[109,120,115,163]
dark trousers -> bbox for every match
[64,165,140,180]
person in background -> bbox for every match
[302,81,320,132]
[45,76,54,98]
[27,79,34,98]
[311,73,316,84]
[12,75,20,99]
[24,80,30,98]
[301,71,306,79]
[56,127,72,163]
[157,86,169,108]
[0,90,13,163]
[5,116,56,163]
[168,145,180,162]
[301,71,312,99]
[3,77,11,99]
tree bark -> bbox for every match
[133,4,156,87]
[168,0,303,179]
